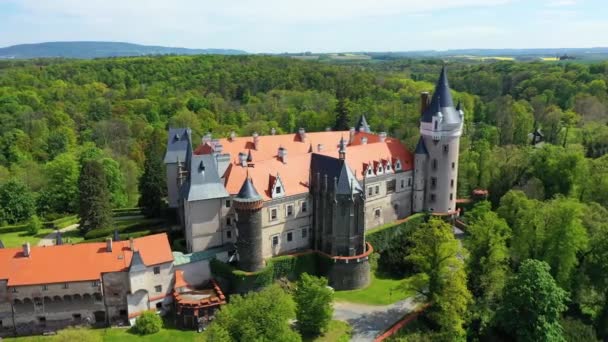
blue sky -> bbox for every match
[0,0,606,52]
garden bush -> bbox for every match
[133,311,162,335]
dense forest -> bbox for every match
[1,55,608,340]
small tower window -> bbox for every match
[451,162,455,170]
[430,194,436,203]
[431,177,437,189]
[443,145,449,153]
[434,120,438,130]
[227,230,232,239]
[450,179,454,188]
[287,231,293,242]
[432,159,438,171]
[450,193,453,201]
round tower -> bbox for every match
[418,67,463,214]
[234,177,264,272]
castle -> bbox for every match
[165,67,463,289]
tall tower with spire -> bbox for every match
[415,67,464,214]
[233,177,265,272]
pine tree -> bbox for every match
[138,129,167,218]
[333,97,351,131]
[78,160,112,233]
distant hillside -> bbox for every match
[0,41,247,59]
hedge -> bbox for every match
[44,215,79,229]
[365,214,425,253]
[0,223,28,233]
[211,252,322,294]
[0,214,80,233]
[84,219,166,240]
[82,231,151,243]
[112,208,142,217]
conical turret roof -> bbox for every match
[415,136,428,155]
[236,177,262,202]
[421,66,461,125]
[356,114,371,133]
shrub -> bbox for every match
[27,215,42,235]
[133,311,162,335]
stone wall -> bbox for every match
[101,271,129,325]
[326,258,370,291]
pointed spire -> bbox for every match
[355,114,371,133]
[339,136,346,160]
[130,250,146,272]
[415,136,428,155]
[235,177,262,202]
[421,66,460,124]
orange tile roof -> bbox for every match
[197,131,413,201]
[0,233,173,287]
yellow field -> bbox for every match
[541,57,559,61]
[454,55,515,61]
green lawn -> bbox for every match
[304,320,352,342]
[0,228,54,248]
[10,326,200,342]
[333,273,413,305]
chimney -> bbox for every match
[253,132,260,150]
[23,243,31,257]
[229,131,236,141]
[317,144,324,152]
[271,127,276,135]
[238,152,247,167]
[298,128,306,142]
[214,143,224,154]
[361,136,368,145]
[278,147,287,164]
[202,133,212,145]
[129,237,135,251]
[379,132,387,142]
[420,92,430,115]
[349,127,356,144]
[106,238,113,252]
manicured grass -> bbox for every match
[304,320,352,342]
[333,272,413,305]
[365,213,424,236]
[0,228,54,248]
[10,325,200,342]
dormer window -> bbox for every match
[271,175,285,198]
[386,164,391,171]
[395,160,402,171]
[367,168,373,176]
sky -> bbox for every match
[0,0,607,53]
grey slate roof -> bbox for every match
[164,128,192,164]
[129,250,146,273]
[186,154,229,202]
[235,177,262,202]
[310,153,362,195]
[421,67,462,125]
[415,136,428,155]
[356,115,371,133]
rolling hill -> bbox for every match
[0,41,247,59]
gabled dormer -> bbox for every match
[270,174,285,199]
[383,159,393,173]
[364,163,374,177]
[375,161,384,175]
[394,158,402,171]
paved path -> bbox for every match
[333,297,417,342]
[37,224,79,246]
